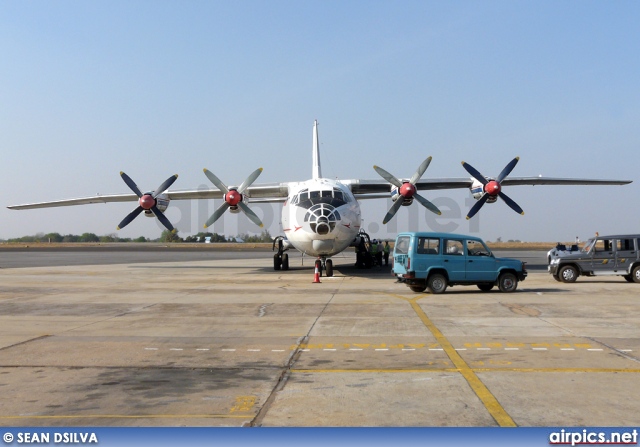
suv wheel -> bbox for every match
[427,274,448,294]
[477,283,494,292]
[498,272,518,292]
[559,265,578,283]
[632,266,640,284]
[409,284,427,293]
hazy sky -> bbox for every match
[2,1,638,242]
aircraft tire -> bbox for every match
[325,259,333,277]
[273,254,282,271]
[282,253,289,271]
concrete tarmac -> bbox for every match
[0,247,638,427]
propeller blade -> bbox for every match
[120,172,143,198]
[496,157,519,183]
[409,157,432,185]
[373,165,403,188]
[466,194,490,220]
[203,169,229,193]
[382,198,405,224]
[237,168,263,194]
[150,205,175,232]
[152,174,179,199]
[204,202,230,228]
[414,193,441,215]
[238,202,264,227]
[117,206,144,230]
[461,162,488,185]
[498,191,524,215]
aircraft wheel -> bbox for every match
[273,254,282,271]
[632,265,640,283]
[498,272,518,293]
[325,259,333,277]
[477,283,494,292]
[427,274,447,294]
[559,265,578,283]
[281,253,289,271]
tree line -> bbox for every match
[2,229,274,244]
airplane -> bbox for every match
[7,121,632,276]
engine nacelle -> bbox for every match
[470,179,498,204]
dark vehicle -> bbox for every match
[393,232,527,293]
[548,234,640,283]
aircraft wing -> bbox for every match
[7,183,290,210]
[345,176,632,197]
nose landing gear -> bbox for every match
[315,257,334,277]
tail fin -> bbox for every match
[312,120,322,179]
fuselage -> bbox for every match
[282,178,360,257]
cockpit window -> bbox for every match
[292,187,349,209]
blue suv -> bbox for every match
[393,232,527,293]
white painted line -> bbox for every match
[222,349,236,352]
[272,349,285,352]
[401,348,415,351]
[169,348,183,351]
[323,349,337,351]
[561,348,575,351]
[375,349,389,351]
[300,349,310,352]
[144,348,158,351]
[455,348,467,351]
[349,348,363,351]
[429,348,443,351]
[477,348,491,351]
[247,349,261,352]
[504,348,519,351]
[532,348,547,351]
[196,349,209,351]
[587,348,603,351]
[620,349,633,352]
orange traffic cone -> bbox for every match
[313,263,321,283]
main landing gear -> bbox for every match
[272,236,289,271]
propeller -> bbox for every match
[117,172,178,231]
[373,157,441,224]
[203,167,264,228]
[461,156,524,220]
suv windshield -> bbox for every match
[582,239,596,253]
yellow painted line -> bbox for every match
[474,368,640,373]
[396,293,517,427]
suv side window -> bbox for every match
[594,239,612,252]
[467,239,489,256]
[395,236,410,255]
[445,239,464,255]
[616,239,634,252]
[417,237,440,255]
